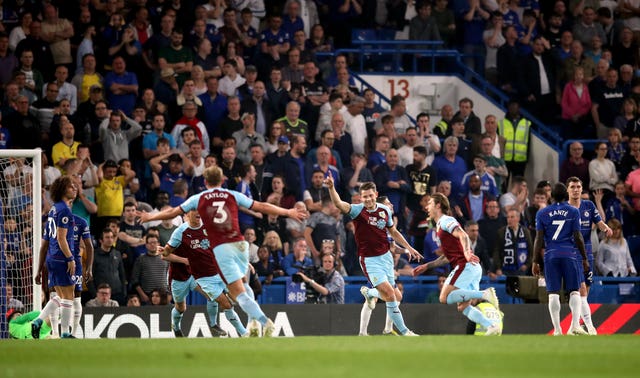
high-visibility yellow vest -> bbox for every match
[499,118,530,162]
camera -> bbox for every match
[292,266,326,303]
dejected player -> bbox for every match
[566,177,612,335]
[32,176,78,339]
[413,193,501,336]
[533,183,589,335]
[138,166,307,337]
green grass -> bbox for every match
[1,336,639,378]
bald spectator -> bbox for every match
[277,101,309,139]
[560,141,591,189]
[434,103,454,138]
[309,145,340,189]
[233,112,267,164]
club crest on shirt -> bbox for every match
[583,211,589,217]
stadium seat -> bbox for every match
[627,236,640,272]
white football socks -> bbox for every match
[548,294,562,334]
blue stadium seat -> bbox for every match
[627,236,640,272]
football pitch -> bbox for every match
[1,336,639,378]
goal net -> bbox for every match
[0,149,42,338]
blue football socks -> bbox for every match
[463,305,493,328]
[224,309,247,335]
[171,307,183,331]
[385,301,408,335]
[236,292,268,325]
[206,300,219,327]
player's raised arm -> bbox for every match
[137,206,185,223]
[323,171,351,214]
[251,200,307,221]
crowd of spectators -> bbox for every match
[1,0,639,308]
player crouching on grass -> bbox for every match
[413,193,502,336]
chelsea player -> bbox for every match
[566,177,612,335]
[32,176,77,339]
[533,183,589,335]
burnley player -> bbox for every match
[159,210,247,338]
[413,193,501,336]
[139,166,307,337]
[324,175,422,337]
[567,177,612,335]
[32,176,78,339]
[533,183,589,335]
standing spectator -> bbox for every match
[433,104,454,138]
[432,0,456,47]
[596,219,637,277]
[233,112,266,164]
[86,283,120,307]
[341,152,374,197]
[611,27,640,69]
[466,220,491,274]
[158,28,193,87]
[281,47,304,85]
[572,7,605,50]
[375,149,410,231]
[496,25,519,95]
[561,67,593,140]
[499,99,531,180]
[8,11,32,53]
[500,176,529,215]
[44,65,77,113]
[560,141,591,189]
[259,14,290,68]
[40,4,73,67]
[589,141,618,200]
[303,170,329,214]
[17,49,43,99]
[374,95,413,137]
[171,102,210,156]
[104,56,139,116]
[100,111,143,162]
[213,96,242,148]
[454,97,482,138]
[90,228,126,304]
[460,0,490,73]
[5,95,41,149]
[218,59,246,97]
[199,75,228,139]
[409,1,442,55]
[620,135,640,180]
[491,209,533,278]
[309,145,340,190]
[477,199,507,262]
[405,145,437,212]
[95,160,135,232]
[0,33,18,88]
[518,36,557,124]
[15,20,55,82]
[591,68,625,139]
[432,136,468,198]
[455,173,495,222]
[241,80,272,136]
[483,11,504,84]
[72,53,103,103]
[304,197,340,264]
[131,234,169,305]
[142,14,173,73]
[236,164,261,233]
[277,101,309,139]
[51,121,80,171]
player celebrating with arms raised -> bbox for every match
[324,173,422,336]
[139,166,307,337]
[413,193,501,336]
[533,183,589,335]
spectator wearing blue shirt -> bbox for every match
[104,56,138,116]
[281,238,314,276]
[432,136,468,199]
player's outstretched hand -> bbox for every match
[406,247,423,262]
[412,264,428,277]
[323,171,334,189]
[288,206,308,221]
[136,210,150,223]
